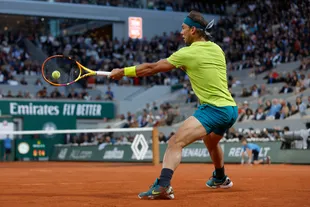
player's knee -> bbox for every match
[167,135,186,149]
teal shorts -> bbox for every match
[193,104,238,136]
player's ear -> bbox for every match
[190,26,196,35]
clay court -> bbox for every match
[0,162,309,207]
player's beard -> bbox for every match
[184,36,193,46]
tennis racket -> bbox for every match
[41,55,111,86]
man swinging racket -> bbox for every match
[110,10,238,200]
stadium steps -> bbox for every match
[117,85,172,115]
[123,87,150,101]
[95,85,147,101]
[229,61,300,80]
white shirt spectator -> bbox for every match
[0,72,4,83]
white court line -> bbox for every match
[15,181,136,186]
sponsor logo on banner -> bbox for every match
[182,144,224,158]
[9,102,102,117]
[228,147,271,157]
[58,148,68,160]
[10,102,60,116]
[69,150,93,159]
[182,148,210,158]
[132,149,153,160]
[131,134,148,160]
[103,147,124,159]
[63,104,102,116]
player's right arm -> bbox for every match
[241,151,245,164]
[109,47,188,80]
[246,149,252,164]
[135,59,176,76]
[134,47,189,76]
[241,145,246,164]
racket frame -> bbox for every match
[41,55,110,86]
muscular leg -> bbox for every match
[138,116,209,199]
[159,116,207,186]
[202,133,225,178]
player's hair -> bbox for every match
[187,11,213,40]
[241,137,247,143]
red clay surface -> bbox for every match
[0,162,309,207]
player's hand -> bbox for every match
[110,68,124,80]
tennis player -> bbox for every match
[241,138,271,165]
[110,11,238,200]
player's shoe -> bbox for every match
[138,178,175,200]
[206,171,233,189]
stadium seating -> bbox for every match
[0,0,309,146]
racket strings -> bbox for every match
[42,57,80,85]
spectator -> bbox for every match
[302,73,310,88]
[253,107,266,121]
[50,88,61,98]
[16,91,23,98]
[6,90,14,98]
[240,88,251,97]
[67,89,78,99]
[105,86,114,101]
[238,108,254,122]
[259,84,272,96]
[3,135,11,161]
[35,79,43,86]
[159,132,168,143]
[307,96,310,108]
[279,82,293,94]
[263,100,272,112]
[36,87,48,98]
[266,99,282,119]
[250,84,260,97]
[152,101,158,111]
[295,96,307,116]
[0,71,4,84]
[281,126,291,149]
[20,77,28,85]
[279,105,290,120]
[294,81,306,94]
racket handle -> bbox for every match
[96,71,111,76]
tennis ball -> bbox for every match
[52,70,60,79]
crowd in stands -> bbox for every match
[118,102,181,128]
[230,69,310,99]
[237,96,309,122]
[1,0,309,87]
[0,85,114,101]
[217,0,309,73]
[227,64,310,122]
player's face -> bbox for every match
[242,141,247,146]
[181,23,193,45]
